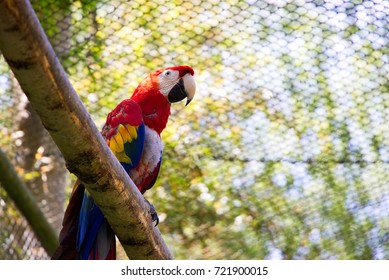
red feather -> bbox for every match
[51,180,84,259]
[52,65,195,260]
[102,99,143,139]
[130,65,194,134]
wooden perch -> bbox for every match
[0,149,59,255]
[0,0,172,259]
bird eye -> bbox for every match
[165,71,171,76]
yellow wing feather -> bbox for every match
[113,134,124,152]
[108,124,141,165]
[118,124,131,143]
[109,137,118,153]
[125,124,138,139]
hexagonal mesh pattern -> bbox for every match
[1,0,388,259]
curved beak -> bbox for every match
[168,73,196,106]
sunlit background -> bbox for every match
[1,0,389,259]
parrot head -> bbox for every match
[130,65,196,134]
[154,65,196,106]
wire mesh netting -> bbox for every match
[0,190,48,260]
[1,0,389,259]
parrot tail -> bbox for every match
[51,180,116,260]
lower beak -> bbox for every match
[168,74,196,106]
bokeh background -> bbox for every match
[1,0,389,259]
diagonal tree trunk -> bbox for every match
[10,1,73,234]
[0,0,172,259]
[13,77,66,233]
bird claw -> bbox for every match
[146,199,159,227]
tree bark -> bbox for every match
[11,0,73,235]
[0,0,172,260]
[12,76,66,234]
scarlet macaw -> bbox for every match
[52,66,196,259]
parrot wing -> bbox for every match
[53,100,145,259]
[101,99,146,173]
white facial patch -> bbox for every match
[158,69,180,96]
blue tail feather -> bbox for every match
[76,192,105,259]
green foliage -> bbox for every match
[1,0,389,259]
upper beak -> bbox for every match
[168,73,196,106]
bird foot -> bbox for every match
[145,199,159,226]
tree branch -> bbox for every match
[0,149,58,256]
[0,0,172,259]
